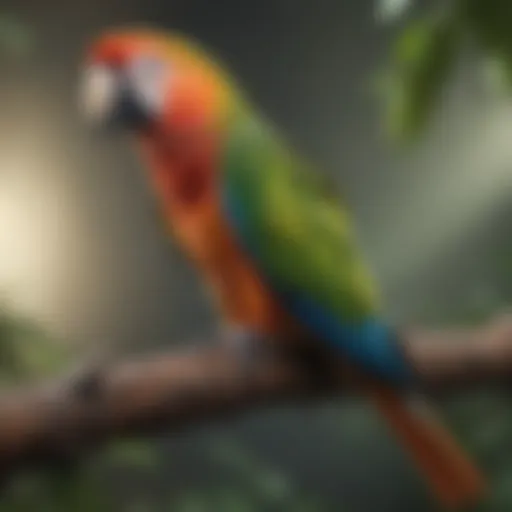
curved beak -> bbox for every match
[79,65,154,130]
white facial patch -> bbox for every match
[80,65,119,124]
[125,56,168,117]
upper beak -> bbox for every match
[80,65,154,129]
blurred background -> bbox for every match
[0,0,511,510]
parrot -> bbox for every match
[80,27,486,509]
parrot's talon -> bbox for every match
[222,326,275,374]
[72,367,105,401]
[66,350,112,402]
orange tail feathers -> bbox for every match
[369,386,486,509]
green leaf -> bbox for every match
[377,11,460,141]
[0,304,71,383]
[253,470,292,502]
[1,467,113,512]
[458,0,512,93]
[104,439,158,469]
[213,488,257,512]
[291,496,331,512]
[209,439,257,474]
[172,493,212,512]
[460,0,512,56]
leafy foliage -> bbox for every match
[376,10,460,140]
[206,440,331,511]
[376,0,512,140]
[0,304,70,383]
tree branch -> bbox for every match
[0,314,512,478]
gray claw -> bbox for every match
[222,326,274,373]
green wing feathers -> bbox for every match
[223,113,380,322]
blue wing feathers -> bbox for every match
[280,291,414,384]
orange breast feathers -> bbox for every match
[138,133,295,338]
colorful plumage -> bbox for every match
[82,28,486,509]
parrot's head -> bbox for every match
[80,28,234,137]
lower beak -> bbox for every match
[112,85,154,129]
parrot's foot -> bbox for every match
[221,325,276,375]
[67,349,112,401]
